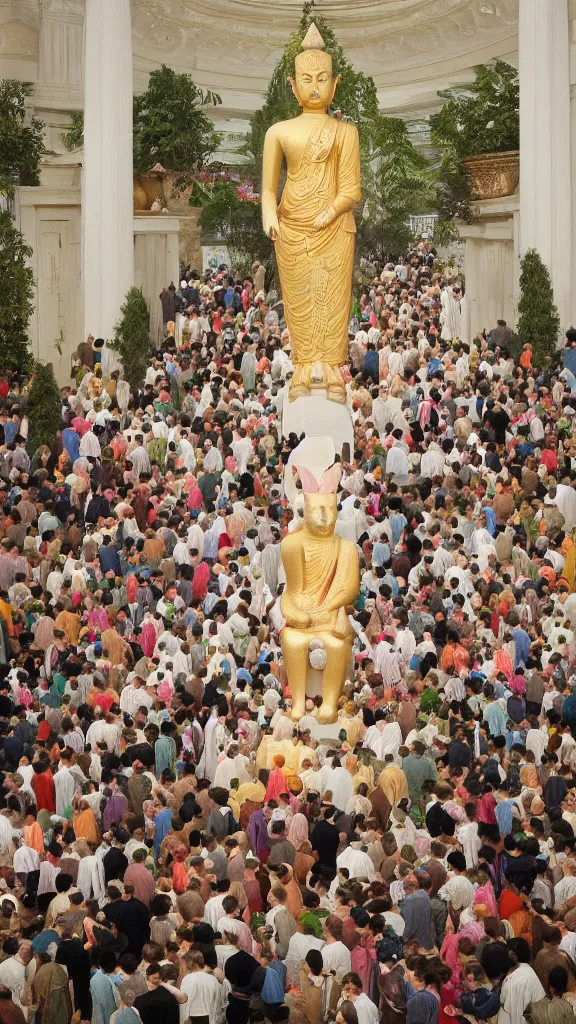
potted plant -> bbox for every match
[430,60,519,222]
[133,64,222,212]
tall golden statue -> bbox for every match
[280,463,360,723]
[261,23,361,405]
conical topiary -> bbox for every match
[517,248,560,369]
[27,361,61,454]
[111,287,152,391]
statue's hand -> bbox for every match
[264,214,281,241]
[313,206,336,230]
[286,609,312,629]
[282,598,312,629]
[333,605,352,640]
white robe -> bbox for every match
[54,764,77,817]
[440,288,462,341]
[498,963,545,1024]
[321,766,354,812]
[385,442,410,479]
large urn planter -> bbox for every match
[462,150,519,200]
[134,173,164,211]
[134,169,194,213]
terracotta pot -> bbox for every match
[135,173,163,210]
[162,172,194,213]
[462,150,519,200]
[133,181,148,211]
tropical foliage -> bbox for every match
[0,80,46,194]
[133,65,221,174]
[430,60,519,222]
[0,211,34,372]
[517,249,560,369]
[61,110,84,153]
[359,118,435,266]
[62,66,222,175]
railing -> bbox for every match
[409,213,438,238]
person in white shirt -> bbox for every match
[129,438,151,477]
[437,851,475,912]
[0,942,33,1012]
[120,676,153,718]
[321,917,352,980]
[54,754,77,817]
[341,973,380,1024]
[554,859,576,903]
[180,950,226,1023]
[203,892,227,932]
[336,843,376,883]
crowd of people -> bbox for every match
[1,240,576,1024]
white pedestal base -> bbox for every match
[282,393,354,459]
[304,718,343,743]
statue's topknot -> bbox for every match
[295,21,332,74]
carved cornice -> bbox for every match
[40,0,83,14]
[132,0,518,78]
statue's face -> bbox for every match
[290,55,338,111]
[304,493,337,538]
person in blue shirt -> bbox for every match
[389,510,407,548]
[62,423,80,463]
[98,536,121,576]
[372,537,391,566]
[363,343,379,383]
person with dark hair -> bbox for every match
[341,971,380,1024]
[482,939,545,1024]
[103,882,150,960]
[311,806,340,870]
[89,949,120,1024]
[133,963,180,1024]
[223,938,262,1024]
[533,925,576,995]
[526,966,574,1024]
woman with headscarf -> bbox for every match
[32,615,55,652]
[265,755,289,803]
[102,786,128,832]
[72,798,99,843]
[192,561,210,601]
[33,954,72,1024]
[287,813,309,853]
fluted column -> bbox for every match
[82,0,133,341]
[519,0,572,334]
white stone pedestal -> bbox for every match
[456,194,519,339]
[304,717,343,744]
[133,215,181,346]
[282,393,354,458]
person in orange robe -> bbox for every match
[23,810,44,854]
[72,800,99,843]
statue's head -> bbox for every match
[294,461,342,538]
[303,492,338,538]
[289,22,339,112]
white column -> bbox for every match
[519,0,572,334]
[82,0,133,342]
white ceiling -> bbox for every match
[131,0,519,118]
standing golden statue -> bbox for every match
[261,23,361,405]
[280,463,360,723]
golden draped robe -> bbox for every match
[275,118,360,368]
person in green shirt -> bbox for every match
[420,677,442,714]
[402,740,438,806]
